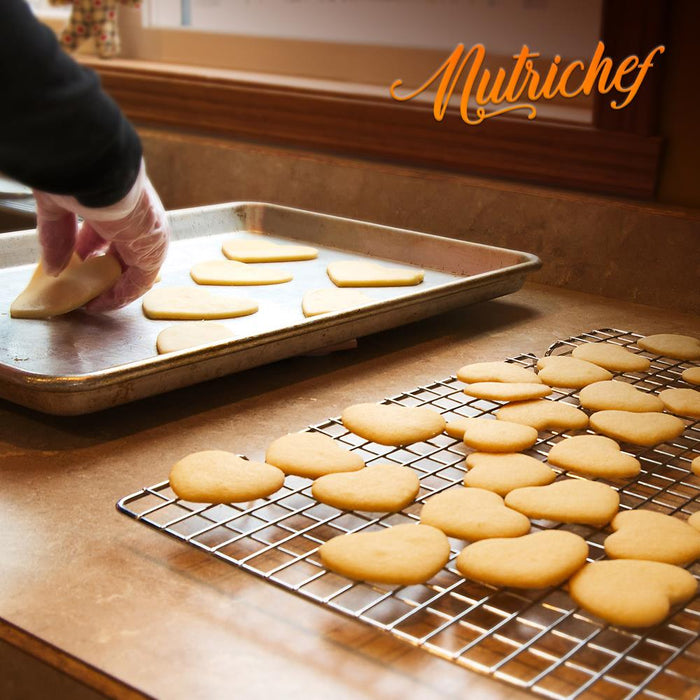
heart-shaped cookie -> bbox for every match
[456,530,588,588]
[156,321,234,354]
[319,523,450,585]
[658,388,700,418]
[589,410,685,446]
[464,452,556,495]
[302,288,372,317]
[536,356,612,388]
[327,260,424,287]
[496,400,588,431]
[456,361,542,384]
[569,560,697,628]
[169,450,285,503]
[579,380,664,413]
[604,509,700,565]
[342,403,445,446]
[462,382,552,402]
[311,463,419,512]
[571,342,650,372]
[222,236,318,262]
[682,367,700,385]
[638,333,700,361]
[546,435,641,479]
[142,286,258,320]
[191,259,293,285]
[456,417,538,452]
[265,431,364,479]
[420,487,531,540]
[505,478,619,527]
[689,511,700,532]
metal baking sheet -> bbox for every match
[0,201,539,415]
[118,329,700,700]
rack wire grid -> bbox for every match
[118,328,700,699]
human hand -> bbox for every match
[33,160,169,312]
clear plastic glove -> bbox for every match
[32,160,169,312]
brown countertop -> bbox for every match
[1,282,698,700]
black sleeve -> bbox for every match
[0,0,142,207]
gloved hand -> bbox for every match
[33,160,169,312]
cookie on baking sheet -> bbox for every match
[327,260,424,287]
[456,530,588,589]
[505,478,619,527]
[579,380,664,413]
[191,259,293,285]
[589,410,685,446]
[318,523,450,585]
[638,333,700,361]
[689,511,700,532]
[536,356,613,388]
[682,367,700,385]
[142,286,258,320]
[341,403,445,446]
[571,342,650,373]
[420,487,531,540]
[604,510,700,565]
[546,435,641,479]
[458,417,539,453]
[496,399,588,431]
[569,560,697,628]
[265,431,364,479]
[222,237,318,262]
[302,288,372,317]
[464,452,557,495]
[169,450,285,503]
[658,388,700,418]
[456,361,542,384]
[156,321,234,354]
[311,463,419,512]
[462,382,552,402]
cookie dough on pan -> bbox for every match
[265,432,364,479]
[156,321,234,354]
[318,523,450,585]
[327,260,424,287]
[341,403,445,446]
[464,452,557,495]
[311,463,419,512]
[191,259,292,285]
[302,288,372,317]
[142,286,258,320]
[11,254,121,319]
[571,342,650,372]
[222,237,318,262]
[169,450,285,503]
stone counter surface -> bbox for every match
[1,283,698,700]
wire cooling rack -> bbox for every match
[118,329,700,699]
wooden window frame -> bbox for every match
[83,0,668,200]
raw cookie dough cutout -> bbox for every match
[327,260,424,287]
[571,342,650,372]
[302,288,372,317]
[341,403,445,446]
[11,254,121,319]
[142,286,258,320]
[546,435,641,479]
[191,259,293,285]
[464,452,557,495]
[222,237,318,262]
[156,321,234,354]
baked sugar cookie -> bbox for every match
[341,403,445,446]
[327,260,424,287]
[682,367,700,385]
[578,380,664,413]
[496,400,588,431]
[638,333,700,361]
[464,452,556,495]
[222,237,318,262]
[569,560,697,628]
[311,463,419,512]
[456,530,588,588]
[546,435,640,479]
[462,382,552,402]
[505,478,619,527]
[265,432,364,479]
[11,254,121,319]
[156,321,234,354]
[319,523,450,585]
[302,288,371,317]
[420,487,531,540]
[590,410,685,446]
[459,418,538,453]
[658,388,700,418]
[456,361,542,384]
[605,510,700,565]
[536,356,613,388]
[572,342,650,372]
[191,259,292,285]
[169,450,285,503]
[689,511,700,532]
[142,286,258,320]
